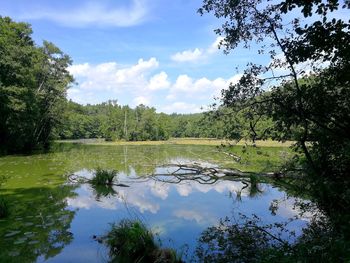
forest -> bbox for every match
[0,0,350,262]
[55,100,277,142]
[57,100,220,141]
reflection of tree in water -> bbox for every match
[195,213,295,262]
[0,184,77,262]
[144,165,350,262]
[195,202,350,262]
[91,183,118,201]
[141,163,350,262]
[53,143,242,177]
[145,163,265,199]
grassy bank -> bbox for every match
[56,138,294,147]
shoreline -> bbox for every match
[56,138,294,147]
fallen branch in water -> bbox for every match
[218,151,242,162]
[141,163,301,185]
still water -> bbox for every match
[0,143,308,262]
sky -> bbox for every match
[0,0,271,113]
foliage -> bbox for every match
[90,168,118,186]
[0,196,9,218]
[198,0,350,173]
[101,219,182,263]
[195,214,293,262]
[55,100,277,142]
[0,16,73,153]
[195,212,350,262]
[199,0,350,259]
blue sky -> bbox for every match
[1,0,270,113]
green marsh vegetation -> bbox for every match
[99,219,183,263]
[89,168,119,200]
[90,168,118,186]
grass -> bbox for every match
[102,219,182,263]
[90,168,118,186]
[217,144,294,173]
[57,138,294,147]
[0,197,9,218]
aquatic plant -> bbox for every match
[91,184,117,200]
[90,168,118,186]
[0,196,9,218]
[100,219,182,263]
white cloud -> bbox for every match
[68,58,158,94]
[175,183,193,196]
[18,0,149,27]
[267,53,330,79]
[174,209,204,223]
[171,48,203,62]
[171,37,225,63]
[172,75,193,92]
[133,96,151,106]
[147,71,170,91]
[207,37,225,54]
[68,63,90,76]
[68,57,240,113]
[150,183,170,200]
[167,74,242,101]
[115,58,159,83]
[160,102,203,114]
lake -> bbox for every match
[0,143,310,262]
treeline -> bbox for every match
[55,100,228,141]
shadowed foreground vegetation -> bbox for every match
[99,219,183,263]
[195,211,350,262]
[0,197,9,218]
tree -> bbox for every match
[199,0,350,251]
[199,0,350,176]
[0,17,73,153]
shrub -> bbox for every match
[101,219,182,263]
[90,168,118,185]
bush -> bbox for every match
[90,168,118,186]
[101,219,182,263]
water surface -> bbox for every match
[0,144,308,262]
